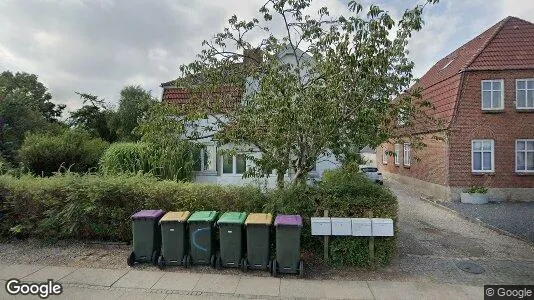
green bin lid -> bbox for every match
[188,211,218,222]
[217,212,247,225]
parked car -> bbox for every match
[360,167,383,185]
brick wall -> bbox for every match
[378,132,449,186]
[449,69,534,188]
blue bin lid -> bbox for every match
[131,209,165,220]
[274,214,302,227]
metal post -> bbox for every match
[323,209,329,262]
[368,210,375,267]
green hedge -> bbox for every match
[0,168,397,267]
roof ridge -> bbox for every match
[461,16,511,71]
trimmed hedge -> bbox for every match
[0,168,397,267]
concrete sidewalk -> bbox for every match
[0,263,483,299]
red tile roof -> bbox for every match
[408,16,534,133]
[162,86,242,112]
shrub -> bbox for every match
[18,129,109,176]
[99,142,197,181]
[0,167,398,267]
[465,185,488,194]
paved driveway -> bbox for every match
[441,201,534,243]
[389,181,534,285]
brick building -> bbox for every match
[379,16,534,202]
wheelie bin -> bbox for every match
[215,212,247,269]
[127,209,165,266]
[271,214,304,277]
[186,211,218,267]
[243,213,272,272]
[157,211,191,269]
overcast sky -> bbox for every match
[1,0,533,115]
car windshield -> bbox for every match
[361,167,379,172]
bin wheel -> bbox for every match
[215,252,222,270]
[184,255,192,268]
[241,258,248,272]
[271,260,277,277]
[151,250,159,266]
[298,260,305,278]
[127,251,136,267]
[157,255,165,270]
[210,254,216,268]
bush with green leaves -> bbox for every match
[0,168,397,267]
[465,185,488,194]
[18,129,109,176]
[99,142,198,181]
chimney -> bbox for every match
[243,48,263,65]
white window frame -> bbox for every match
[515,139,534,173]
[471,139,495,173]
[481,79,504,111]
[394,144,401,166]
[403,144,411,166]
[515,79,534,109]
[382,147,388,165]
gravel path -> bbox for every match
[441,201,534,243]
[0,181,532,285]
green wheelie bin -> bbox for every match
[215,212,247,269]
[186,211,218,267]
[271,214,304,277]
[127,209,165,266]
[243,213,272,272]
[157,211,191,269]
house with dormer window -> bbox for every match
[379,16,534,202]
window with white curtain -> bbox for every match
[516,79,534,109]
[481,80,504,110]
[403,144,411,166]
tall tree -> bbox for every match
[116,85,156,141]
[0,71,66,161]
[177,0,440,187]
[69,92,119,143]
[0,71,65,122]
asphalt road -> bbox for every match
[441,201,534,243]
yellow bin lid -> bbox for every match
[159,211,191,223]
[245,213,272,225]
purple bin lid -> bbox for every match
[274,214,302,227]
[131,209,165,220]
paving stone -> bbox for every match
[22,266,77,282]
[280,279,327,298]
[235,276,280,297]
[112,270,164,289]
[192,274,240,294]
[0,264,44,280]
[61,267,129,287]
[54,286,124,300]
[151,272,202,291]
[117,290,167,300]
[321,281,374,299]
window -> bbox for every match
[516,139,534,172]
[516,79,534,109]
[394,144,401,165]
[382,147,388,165]
[221,154,247,175]
[403,144,411,166]
[472,140,494,173]
[222,155,233,174]
[481,80,504,110]
[194,146,210,172]
[235,154,246,174]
